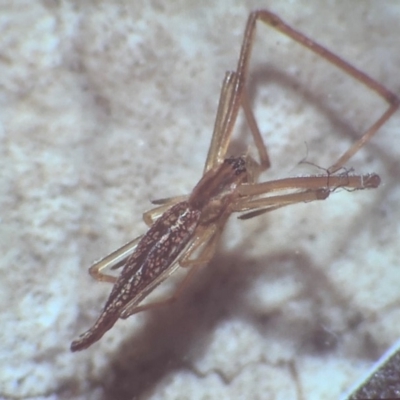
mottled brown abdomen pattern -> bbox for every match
[70,201,200,351]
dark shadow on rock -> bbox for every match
[88,223,379,400]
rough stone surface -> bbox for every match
[1,1,400,399]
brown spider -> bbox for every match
[71,10,399,352]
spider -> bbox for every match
[70,10,399,352]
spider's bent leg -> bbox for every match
[241,88,270,172]
[241,10,399,173]
[204,72,241,173]
[204,71,271,175]
[88,235,143,283]
[179,224,221,268]
[143,196,188,226]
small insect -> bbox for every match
[70,10,399,351]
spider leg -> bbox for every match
[234,189,330,219]
[88,198,189,284]
[205,10,399,177]
[204,71,270,174]
[143,197,188,226]
[88,235,143,284]
[238,173,380,197]
[151,195,188,206]
[234,172,380,219]
[204,71,241,172]
[241,11,399,173]
[179,224,221,268]
[241,88,270,171]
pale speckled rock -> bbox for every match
[1,1,400,399]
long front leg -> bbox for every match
[239,11,399,173]
[88,235,142,284]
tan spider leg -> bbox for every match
[241,88,271,171]
[235,171,380,219]
[89,235,143,284]
[234,189,330,219]
[238,205,294,221]
[238,173,380,197]
[89,196,195,283]
[151,195,188,206]
[88,199,188,284]
[204,71,241,172]
[142,198,187,226]
[246,11,399,173]
[204,71,270,174]
[179,224,222,268]
[119,225,221,319]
